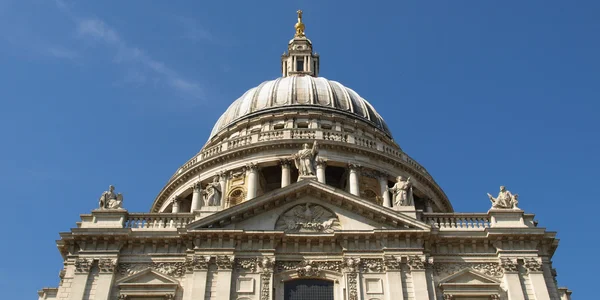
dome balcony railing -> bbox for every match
[178,128,430,179]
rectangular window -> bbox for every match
[296,59,304,71]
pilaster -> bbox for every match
[525,258,551,300]
[94,258,118,300]
[407,256,430,300]
[183,255,210,300]
[70,258,92,300]
[215,255,234,300]
[500,258,526,300]
[384,256,404,300]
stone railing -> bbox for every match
[125,213,195,229]
[422,213,491,230]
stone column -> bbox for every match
[408,256,431,300]
[219,172,227,207]
[525,258,551,300]
[171,196,180,213]
[183,256,210,300]
[316,158,327,184]
[348,164,361,196]
[424,198,434,213]
[384,256,405,300]
[343,258,361,300]
[190,182,202,212]
[94,258,118,300]
[379,174,391,207]
[280,159,291,188]
[215,255,234,300]
[500,258,526,300]
[246,163,258,200]
[70,258,92,300]
[258,258,275,300]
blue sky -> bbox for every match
[1,0,598,298]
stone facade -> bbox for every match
[39,11,571,300]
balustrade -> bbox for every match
[125,213,194,229]
[423,213,491,230]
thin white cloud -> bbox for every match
[75,18,203,99]
[46,45,79,60]
[176,16,213,43]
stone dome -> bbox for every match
[209,75,391,140]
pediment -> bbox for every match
[117,268,179,285]
[439,268,501,285]
[117,268,179,298]
[187,180,430,231]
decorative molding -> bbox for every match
[185,255,211,272]
[360,258,384,273]
[216,255,235,270]
[383,255,402,271]
[276,260,342,277]
[258,257,276,274]
[343,257,360,273]
[408,255,425,270]
[235,258,257,272]
[74,258,92,273]
[500,258,518,272]
[98,258,117,273]
[524,257,543,272]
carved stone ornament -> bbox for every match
[500,258,518,272]
[235,257,257,272]
[74,258,92,273]
[524,258,543,272]
[342,257,360,273]
[490,294,501,300]
[258,257,276,273]
[360,258,384,273]
[275,203,341,233]
[383,255,402,271]
[185,255,211,272]
[276,260,342,277]
[118,262,187,277]
[260,272,271,300]
[347,272,358,300]
[408,255,426,270]
[443,295,453,300]
[433,263,504,279]
[98,258,117,273]
[216,255,235,269]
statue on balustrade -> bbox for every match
[291,140,319,178]
[488,186,519,209]
[203,176,222,206]
[98,185,123,209]
[389,176,414,206]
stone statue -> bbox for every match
[291,141,318,178]
[488,186,519,209]
[203,176,222,206]
[98,185,123,209]
[388,176,414,206]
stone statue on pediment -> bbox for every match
[290,140,319,178]
[389,176,414,206]
[488,186,519,209]
[99,185,123,209]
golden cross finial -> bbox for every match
[294,9,305,37]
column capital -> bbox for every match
[98,258,118,273]
[74,258,93,274]
[407,255,426,271]
[279,158,292,167]
[316,158,327,167]
[524,257,543,273]
[348,163,362,171]
[500,257,518,272]
[192,181,202,192]
[245,162,259,172]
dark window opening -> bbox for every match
[260,166,282,194]
[274,123,285,130]
[297,122,309,129]
[284,279,333,300]
[297,59,304,71]
[325,166,347,190]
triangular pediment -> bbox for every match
[187,180,430,231]
[117,268,179,285]
[440,268,501,285]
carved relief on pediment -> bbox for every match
[275,203,341,233]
